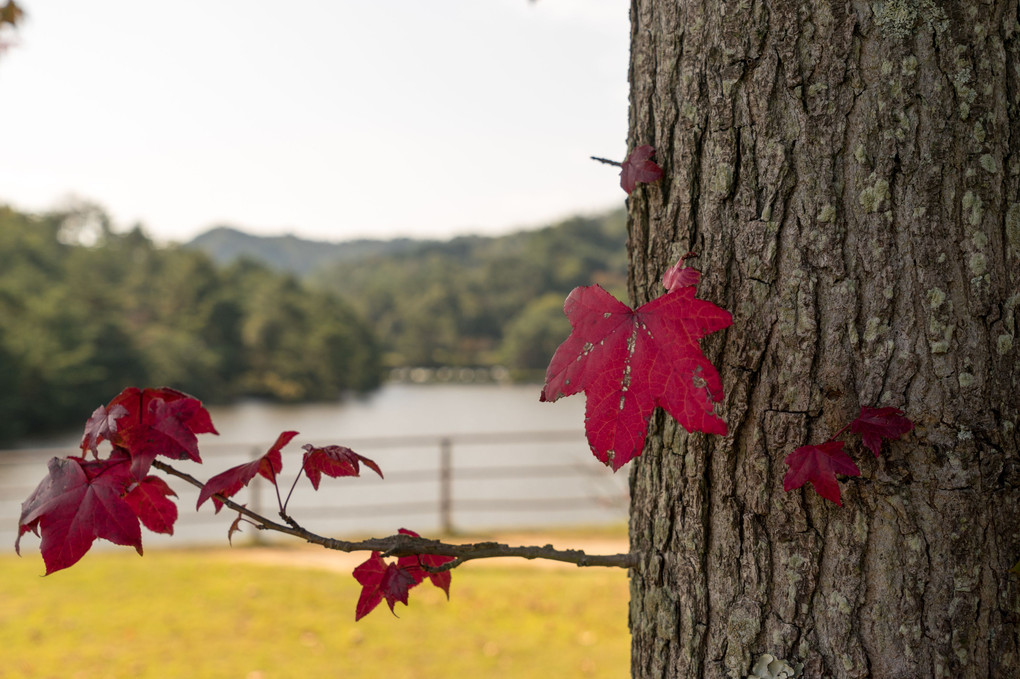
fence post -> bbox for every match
[248,445,265,545]
[439,437,453,534]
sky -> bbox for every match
[0,1,631,243]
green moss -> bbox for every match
[859,177,891,213]
[969,252,988,276]
[998,335,1014,355]
[1005,203,1020,252]
[711,165,734,195]
[973,121,986,143]
[854,143,869,165]
[963,191,985,225]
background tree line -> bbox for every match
[1,203,626,443]
[0,204,383,443]
[191,209,628,376]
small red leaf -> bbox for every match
[81,403,129,455]
[227,508,247,545]
[541,284,731,470]
[301,444,383,490]
[620,145,663,194]
[197,431,296,512]
[124,475,178,535]
[353,552,417,620]
[396,528,455,597]
[849,406,914,457]
[783,440,860,506]
[662,259,701,292]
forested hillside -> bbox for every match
[0,205,383,443]
[189,210,628,373]
[311,211,628,371]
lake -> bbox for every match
[2,383,629,553]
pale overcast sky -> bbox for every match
[0,1,630,243]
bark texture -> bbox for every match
[625,1,1020,677]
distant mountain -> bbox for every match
[185,226,427,275]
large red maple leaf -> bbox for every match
[17,453,143,574]
[541,282,732,470]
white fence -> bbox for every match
[2,430,630,550]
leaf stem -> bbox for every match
[269,465,285,515]
[831,422,852,440]
[153,460,636,569]
[281,458,305,514]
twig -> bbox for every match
[590,155,622,167]
[153,460,636,569]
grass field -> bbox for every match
[1,534,630,678]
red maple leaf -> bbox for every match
[17,454,143,574]
[88,387,218,479]
[353,552,418,620]
[395,528,455,597]
[197,430,297,512]
[662,254,701,291]
[849,406,914,457]
[301,444,383,490]
[124,475,178,534]
[351,529,456,620]
[783,440,861,506]
[81,403,128,455]
[541,283,732,470]
[620,145,663,194]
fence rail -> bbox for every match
[1,430,629,544]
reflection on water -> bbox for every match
[2,383,629,551]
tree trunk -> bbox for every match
[625,1,1019,677]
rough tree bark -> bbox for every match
[625,1,1019,677]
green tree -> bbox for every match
[0,205,384,443]
[500,293,571,377]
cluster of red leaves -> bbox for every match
[353,529,455,620]
[17,385,453,620]
[541,257,731,470]
[17,387,216,574]
[783,406,914,505]
[620,145,663,194]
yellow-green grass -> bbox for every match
[1,545,629,679]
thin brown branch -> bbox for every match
[153,460,636,569]
[590,155,623,167]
